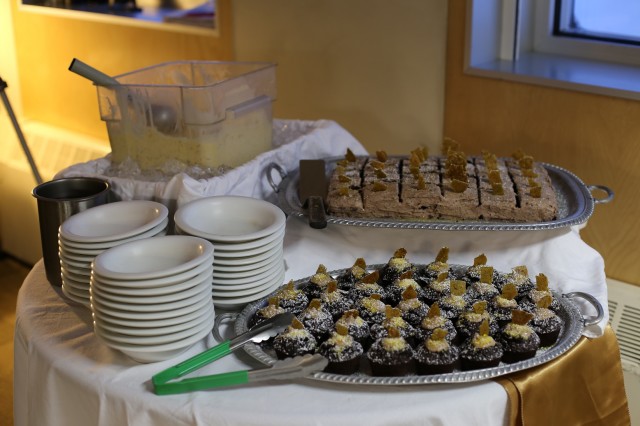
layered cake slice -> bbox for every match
[327,149,366,217]
[362,152,401,218]
[436,151,480,220]
[506,152,558,222]
[475,153,518,221]
[400,152,442,219]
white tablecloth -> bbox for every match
[14,215,609,426]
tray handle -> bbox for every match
[265,163,288,194]
[212,312,239,342]
[562,292,604,327]
[587,184,614,204]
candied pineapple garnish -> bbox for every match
[417,175,427,190]
[292,317,305,329]
[491,182,505,196]
[512,149,525,160]
[308,298,322,310]
[387,327,401,339]
[529,186,542,198]
[375,168,387,179]
[402,286,418,300]
[385,305,402,319]
[393,248,408,258]
[446,164,466,179]
[501,283,518,300]
[443,137,461,154]
[409,166,420,178]
[523,168,538,178]
[473,253,488,266]
[316,264,328,274]
[435,247,449,263]
[361,270,380,284]
[536,273,549,291]
[337,186,350,196]
[338,174,351,183]
[410,148,426,163]
[372,181,387,192]
[450,178,468,193]
[370,160,385,170]
[482,151,498,170]
[399,269,413,280]
[513,265,529,276]
[518,155,534,169]
[436,271,449,282]
[327,281,338,293]
[336,323,349,336]
[354,257,367,269]
[480,266,494,284]
[410,153,421,167]
[266,296,279,307]
[431,328,449,342]
[472,300,488,314]
[488,169,502,184]
[450,280,466,296]
[512,309,534,326]
[478,318,490,336]
[376,150,388,162]
[537,295,553,309]
[336,159,348,167]
[427,302,442,318]
[345,148,357,163]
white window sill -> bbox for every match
[466,51,640,101]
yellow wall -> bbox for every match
[231,0,449,155]
[444,1,640,285]
[9,0,233,143]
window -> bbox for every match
[465,0,640,100]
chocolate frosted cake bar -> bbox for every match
[325,149,558,222]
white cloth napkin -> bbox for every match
[282,216,609,337]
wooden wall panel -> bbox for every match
[444,1,640,285]
[10,0,233,142]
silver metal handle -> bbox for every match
[587,184,614,204]
[563,291,604,327]
[212,312,238,342]
[266,163,287,193]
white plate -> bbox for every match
[212,256,283,279]
[91,266,213,297]
[59,259,91,275]
[213,237,283,258]
[58,248,96,263]
[90,275,210,305]
[94,309,214,346]
[212,261,284,285]
[211,273,284,309]
[62,273,90,291]
[90,282,211,312]
[91,292,212,321]
[93,304,214,336]
[98,322,212,363]
[58,243,106,256]
[92,235,214,280]
[60,200,168,243]
[59,220,168,250]
[59,254,92,269]
[61,266,91,283]
[212,246,282,266]
[174,196,286,243]
[91,260,213,289]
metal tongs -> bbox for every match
[152,312,327,395]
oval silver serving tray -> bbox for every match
[268,157,613,231]
[234,264,601,385]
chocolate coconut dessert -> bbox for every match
[414,328,460,375]
[335,258,368,291]
[320,281,353,320]
[303,264,335,300]
[438,279,470,320]
[366,327,415,376]
[318,323,364,375]
[297,299,334,341]
[416,302,458,344]
[356,293,387,325]
[370,306,417,345]
[385,270,427,306]
[274,280,309,315]
[378,248,414,287]
[335,309,372,349]
[500,310,541,363]
[490,283,520,327]
[348,270,386,302]
[456,300,499,342]
[273,318,317,360]
[252,296,287,326]
[530,295,564,347]
[460,319,504,371]
[397,286,430,327]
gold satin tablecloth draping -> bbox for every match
[496,326,630,426]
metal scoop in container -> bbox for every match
[68,58,178,134]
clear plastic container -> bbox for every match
[96,61,277,171]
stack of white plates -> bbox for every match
[174,196,286,309]
[90,235,215,363]
[58,200,169,307]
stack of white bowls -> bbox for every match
[90,235,215,363]
[58,200,169,307]
[174,196,286,310]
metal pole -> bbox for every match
[0,76,43,184]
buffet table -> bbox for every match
[14,215,630,426]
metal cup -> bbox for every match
[32,177,111,287]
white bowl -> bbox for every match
[61,283,91,307]
[211,271,284,309]
[91,293,212,321]
[91,266,213,297]
[59,219,168,250]
[174,196,286,243]
[61,266,91,283]
[92,299,212,328]
[98,322,212,363]
[210,265,284,292]
[90,276,210,306]
[94,309,214,346]
[91,261,213,289]
[62,273,90,290]
[211,266,284,296]
[213,237,283,259]
[208,226,285,253]
[60,200,168,243]
[212,248,282,272]
[211,261,283,285]
[58,248,95,263]
[93,304,214,336]
[92,235,214,281]
[213,246,283,266]
[212,257,282,280]
[90,282,211,313]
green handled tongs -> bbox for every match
[152,312,325,395]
